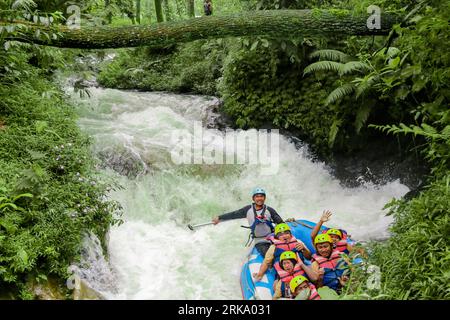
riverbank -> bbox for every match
[0,47,121,299]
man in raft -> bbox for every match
[311,234,350,293]
[289,275,321,300]
[212,187,283,256]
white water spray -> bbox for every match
[71,87,409,299]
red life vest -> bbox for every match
[267,235,301,261]
[312,250,342,269]
[307,283,321,300]
[312,250,346,290]
[335,239,348,253]
[266,235,299,252]
[274,261,306,283]
[320,229,350,253]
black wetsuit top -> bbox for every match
[218,205,283,224]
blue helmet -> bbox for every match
[252,187,266,197]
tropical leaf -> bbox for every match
[355,74,380,99]
[309,49,350,62]
[354,104,372,133]
[325,83,355,105]
[12,193,33,202]
[370,123,443,140]
[377,47,401,59]
[328,119,342,147]
[12,0,37,11]
[340,61,371,76]
[303,61,344,76]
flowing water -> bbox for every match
[71,86,409,299]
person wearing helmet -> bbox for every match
[288,275,321,300]
[310,210,352,254]
[272,251,318,300]
[311,234,350,292]
[212,187,283,257]
[252,223,312,281]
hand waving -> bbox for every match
[320,210,332,223]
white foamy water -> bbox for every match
[72,87,409,299]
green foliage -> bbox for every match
[366,175,450,299]
[0,66,123,289]
[6,0,445,301]
[98,39,230,95]
[217,39,350,151]
[0,4,122,295]
[371,123,450,174]
[309,49,350,63]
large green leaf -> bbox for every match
[325,83,355,105]
[309,49,350,62]
[303,61,344,76]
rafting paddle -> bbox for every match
[187,222,214,231]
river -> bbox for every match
[70,86,409,299]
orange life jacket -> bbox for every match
[335,239,348,253]
[307,283,321,300]
[312,250,346,290]
[266,235,300,260]
[274,261,306,283]
[312,250,342,269]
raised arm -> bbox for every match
[311,210,332,242]
[212,205,251,224]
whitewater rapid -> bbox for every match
[72,87,409,299]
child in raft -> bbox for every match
[311,234,350,293]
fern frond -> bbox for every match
[355,74,380,98]
[303,61,344,76]
[369,123,444,140]
[354,105,372,134]
[325,83,355,105]
[328,119,342,147]
[340,61,371,76]
[441,125,450,141]
[309,49,350,62]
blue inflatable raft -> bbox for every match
[239,219,357,300]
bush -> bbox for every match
[367,174,450,299]
[0,45,122,294]
[98,39,229,95]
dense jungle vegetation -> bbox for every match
[0,0,448,299]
